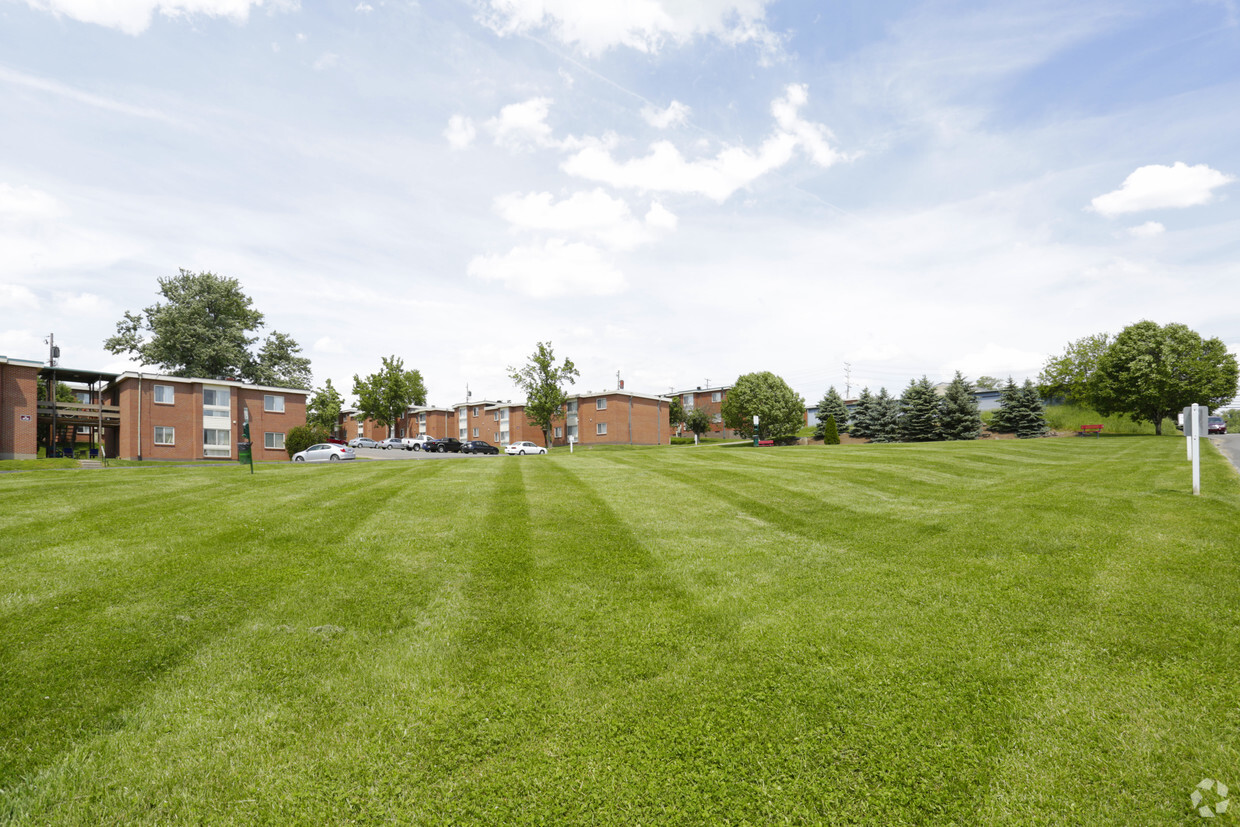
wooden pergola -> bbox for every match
[38,366,120,459]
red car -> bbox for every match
[1208,416,1227,435]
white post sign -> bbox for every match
[1184,404,1209,495]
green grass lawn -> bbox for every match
[2,439,1238,824]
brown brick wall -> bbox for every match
[0,362,39,459]
[561,394,668,446]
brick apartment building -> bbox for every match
[671,384,738,438]
[1,354,309,461]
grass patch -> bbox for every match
[2,439,1238,823]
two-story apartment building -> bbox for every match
[2,354,309,461]
[671,385,737,438]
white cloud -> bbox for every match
[313,336,346,354]
[642,100,690,129]
[0,183,64,220]
[1127,221,1165,238]
[467,239,626,297]
[561,85,842,201]
[355,2,372,11]
[313,52,339,71]
[644,200,677,230]
[19,0,277,36]
[1090,162,1235,217]
[52,291,108,316]
[0,284,40,311]
[478,0,778,56]
[493,189,668,250]
[444,115,477,150]
[486,97,556,152]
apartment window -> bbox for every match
[204,409,228,419]
[472,427,479,438]
[500,409,509,422]
[264,394,284,413]
[713,413,723,423]
[203,428,230,458]
[567,400,578,414]
[596,422,607,435]
[154,384,175,404]
[493,411,500,422]
[682,393,694,407]
[154,426,175,445]
[555,427,563,438]
[265,432,285,449]
[418,413,426,424]
[712,391,722,403]
[596,398,607,410]
[567,425,578,440]
[472,406,480,417]
[202,387,229,408]
[459,427,467,439]
[499,429,509,444]
[77,426,91,435]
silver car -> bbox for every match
[293,443,356,462]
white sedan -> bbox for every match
[293,443,356,462]
[504,441,547,455]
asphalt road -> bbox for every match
[1208,434,1240,473]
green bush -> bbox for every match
[823,415,841,445]
[284,425,332,459]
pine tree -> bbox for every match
[850,387,875,440]
[898,376,941,442]
[815,386,850,438]
[1013,380,1050,438]
[823,415,841,445]
[940,371,982,440]
[988,377,1021,434]
[869,388,901,443]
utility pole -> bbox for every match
[844,362,852,398]
[45,333,60,458]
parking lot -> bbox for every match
[351,446,503,461]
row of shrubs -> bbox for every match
[815,374,1050,444]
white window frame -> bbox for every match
[154,384,175,404]
[265,432,285,450]
[596,422,607,435]
[555,426,563,438]
[154,425,175,445]
[472,427,479,438]
[264,394,285,413]
[712,391,722,403]
[596,398,607,410]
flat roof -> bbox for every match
[39,365,121,385]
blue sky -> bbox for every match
[2,0,1238,406]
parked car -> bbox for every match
[378,437,404,450]
[428,437,463,453]
[293,443,356,462]
[405,435,436,451]
[326,437,347,445]
[505,441,547,455]
[1208,416,1227,435]
[461,440,499,455]
[348,437,379,449]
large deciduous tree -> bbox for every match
[1091,321,1238,435]
[104,269,311,386]
[508,342,579,449]
[306,379,345,432]
[352,356,427,437]
[1038,332,1112,405]
[720,371,806,441]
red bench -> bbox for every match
[1078,424,1103,437]
[758,440,775,447]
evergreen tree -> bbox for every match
[822,415,841,445]
[1013,380,1050,438]
[940,371,982,440]
[850,387,875,440]
[898,376,941,442]
[869,388,901,443]
[814,386,850,438]
[988,377,1021,433]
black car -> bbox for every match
[428,437,463,453]
[461,440,499,455]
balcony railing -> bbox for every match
[36,401,122,428]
